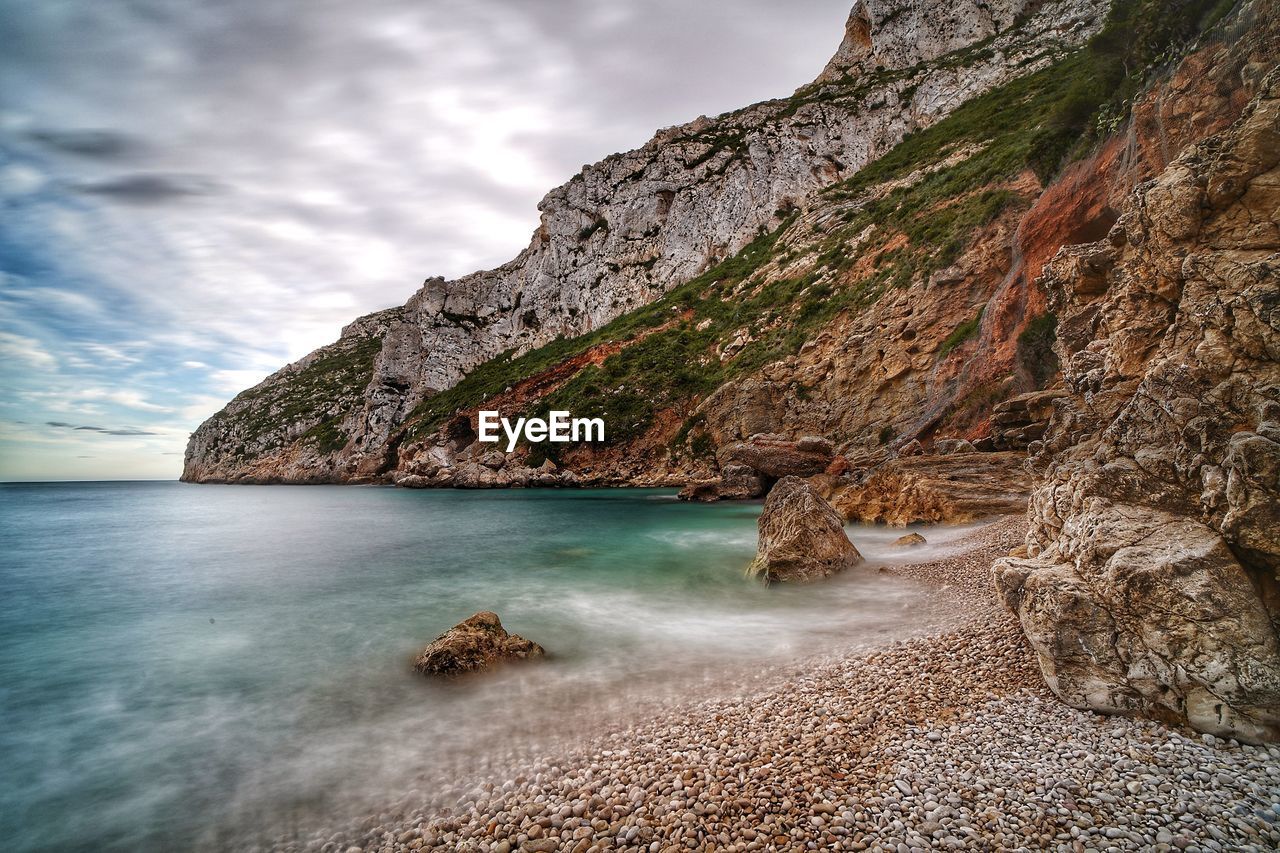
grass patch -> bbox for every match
[939,307,985,358]
[1025,0,1236,181]
[404,222,793,440]
[303,419,348,454]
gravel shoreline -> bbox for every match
[290,517,1280,853]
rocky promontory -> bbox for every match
[184,0,1110,485]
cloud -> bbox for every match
[72,173,222,204]
[178,394,233,424]
[0,331,56,368]
[76,388,171,413]
[91,342,144,362]
[208,368,274,394]
[1,286,107,320]
[27,128,142,160]
[0,164,46,196]
[46,421,158,436]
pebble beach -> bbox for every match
[289,518,1280,853]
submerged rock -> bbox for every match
[748,476,862,583]
[894,532,927,547]
[414,611,545,677]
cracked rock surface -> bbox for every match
[994,69,1280,743]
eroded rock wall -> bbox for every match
[993,66,1280,742]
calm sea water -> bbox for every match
[0,482,975,852]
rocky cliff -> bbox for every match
[184,0,1107,483]
[994,62,1280,742]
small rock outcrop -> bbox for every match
[894,533,927,547]
[989,389,1067,450]
[832,451,1031,526]
[719,434,835,480]
[932,439,976,455]
[413,611,546,677]
[677,464,766,502]
[994,72,1280,743]
[748,476,863,583]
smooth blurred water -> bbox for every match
[0,482,967,852]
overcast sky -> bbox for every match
[0,0,851,480]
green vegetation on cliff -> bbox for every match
[205,332,384,461]
[1026,0,1239,180]
[939,308,985,357]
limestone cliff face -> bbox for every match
[817,0,1046,83]
[993,66,1280,742]
[181,308,400,483]
[183,0,1106,483]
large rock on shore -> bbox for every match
[994,72,1280,742]
[414,611,546,677]
[748,476,862,582]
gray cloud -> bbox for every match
[28,128,142,160]
[72,173,222,204]
[47,421,159,436]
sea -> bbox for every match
[0,481,979,851]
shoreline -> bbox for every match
[283,518,1280,853]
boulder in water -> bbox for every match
[414,611,545,677]
[748,476,862,582]
[894,532,927,547]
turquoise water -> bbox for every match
[0,482,961,851]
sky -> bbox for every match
[0,0,851,481]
